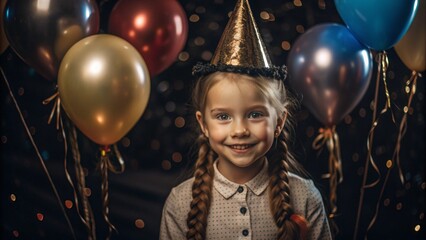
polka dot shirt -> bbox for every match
[160,161,332,239]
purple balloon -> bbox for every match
[3,0,100,81]
[287,23,372,127]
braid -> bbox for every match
[186,135,215,240]
[268,136,308,240]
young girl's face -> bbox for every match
[196,75,283,182]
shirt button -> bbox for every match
[242,229,249,236]
[237,186,244,193]
[240,207,247,214]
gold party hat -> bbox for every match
[193,0,286,80]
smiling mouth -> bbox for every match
[228,144,254,150]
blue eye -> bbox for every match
[248,112,263,118]
[216,113,231,121]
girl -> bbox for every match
[160,0,331,239]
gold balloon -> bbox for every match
[394,0,425,72]
[0,0,9,53]
[58,34,151,146]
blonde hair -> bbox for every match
[187,72,308,240]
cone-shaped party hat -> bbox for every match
[192,0,286,80]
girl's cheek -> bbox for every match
[256,122,274,138]
[208,125,227,138]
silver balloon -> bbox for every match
[287,23,373,127]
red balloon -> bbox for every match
[108,0,188,76]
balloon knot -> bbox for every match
[318,127,334,139]
[100,145,111,157]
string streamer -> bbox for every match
[98,144,125,240]
[366,71,420,234]
[67,119,97,240]
[44,88,97,239]
[42,91,61,129]
[353,51,396,240]
[312,126,343,219]
[0,67,76,239]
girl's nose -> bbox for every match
[231,122,249,137]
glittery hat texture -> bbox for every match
[192,0,287,80]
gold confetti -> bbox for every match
[172,152,182,162]
[281,41,290,51]
[175,117,185,128]
[65,200,73,209]
[37,213,44,221]
[162,160,171,170]
[189,14,200,22]
[135,219,145,229]
[414,225,420,232]
[386,160,392,168]
[10,194,16,202]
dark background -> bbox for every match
[1,0,424,239]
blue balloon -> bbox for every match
[334,0,418,50]
[287,23,372,127]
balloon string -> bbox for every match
[365,72,420,237]
[99,147,118,240]
[0,67,77,240]
[394,71,419,184]
[66,118,97,240]
[110,144,125,174]
[312,126,343,219]
[60,117,87,233]
[354,51,393,240]
[42,90,61,129]
[312,127,332,150]
[379,51,396,123]
[364,51,396,189]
